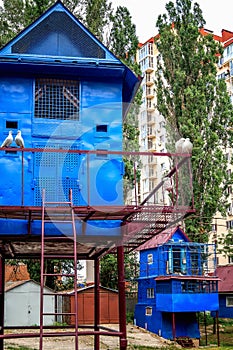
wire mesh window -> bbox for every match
[147,288,154,298]
[35,79,80,120]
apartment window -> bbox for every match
[211,224,217,232]
[149,179,155,191]
[226,297,233,307]
[226,220,233,229]
[147,254,153,264]
[145,307,152,316]
[147,288,155,298]
[35,78,80,120]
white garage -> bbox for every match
[5,280,55,326]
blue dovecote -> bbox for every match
[0,1,140,239]
[135,226,219,340]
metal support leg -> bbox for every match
[172,312,176,340]
[117,246,127,350]
[94,258,100,350]
[0,257,4,350]
[216,310,220,347]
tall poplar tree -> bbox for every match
[155,0,233,240]
[83,0,113,43]
[109,6,142,193]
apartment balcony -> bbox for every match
[146,87,154,99]
[149,169,158,179]
[147,115,155,125]
[145,73,154,86]
[148,155,157,164]
[146,101,156,111]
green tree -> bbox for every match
[155,0,233,241]
[83,0,113,43]
[6,259,83,290]
[109,6,138,62]
[109,6,142,194]
[100,252,138,290]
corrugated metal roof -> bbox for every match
[137,226,190,251]
[216,265,233,292]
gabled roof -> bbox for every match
[0,1,140,110]
[137,226,191,251]
[5,279,54,292]
[0,1,116,61]
[216,265,233,293]
[67,284,118,294]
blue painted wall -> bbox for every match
[218,294,233,318]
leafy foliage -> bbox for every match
[6,259,83,290]
[155,0,233,241]
[100,252,139,290]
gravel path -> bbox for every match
[4,325,178,349]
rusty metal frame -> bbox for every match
[0,148,194,349]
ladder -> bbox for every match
[39,188,79,350]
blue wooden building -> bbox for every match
[0,0,140,241]
[135,226,219,341]
[0,2,141,349]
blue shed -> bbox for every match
[135,226,219,341]
[0,1,140,245]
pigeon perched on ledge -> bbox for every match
[175,138,185,153]
[175,137,193,154]
[1,130,13,148]
[15,130,24,148]
[182,138,193,154]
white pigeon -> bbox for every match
[1,130,13,148]
[15,130,24,148]
[175,138,185,153]
[182,138,193,154]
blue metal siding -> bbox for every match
[0,76,125,237]
[156,292,219,312]
[218,294,233,318]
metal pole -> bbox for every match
[0,256,5,350]
[117,246,127,350]
[133,162,138,206]
[21,150,24,206]
[204,311,207,346]
[94,258,100,350]
[216,310,220,347]
[172,312,176,340]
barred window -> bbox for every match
[35,79,79,120]
[147,288,154,298]
[147,254,153,264]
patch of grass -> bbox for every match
[126,346,179,350]
[5,346,36,350]
[200,317,233,349]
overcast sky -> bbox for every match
[111,0,233,43]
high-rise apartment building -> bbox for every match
[137,38,170,206]
[137,29,233,265]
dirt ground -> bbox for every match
[4,325,178,349]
